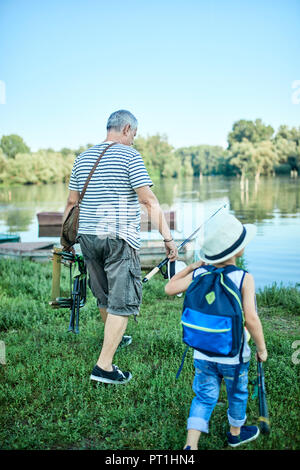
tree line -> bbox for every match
[0,119,299,185]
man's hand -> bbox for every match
[63,245,76,257]
[164,240,178,262]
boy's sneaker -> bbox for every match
[90,364,132,385]
[227,426,260,447]
[117,335,132,351]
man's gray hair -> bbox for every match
[106,110,138,132]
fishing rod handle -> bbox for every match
[142,266,161,283]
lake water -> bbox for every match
[0,175,299,290]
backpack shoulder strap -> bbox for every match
[223,265,247,291]
[192,265,209,279]
[194,264,222,276]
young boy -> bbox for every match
[165,211,268,449]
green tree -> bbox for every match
[60,147,74,157]
[1,150,75,185]
[215,149,236,176]
[161,154,179,178]
[228,140,256,180]
[228,139,278,180]
[0,134,30,158]
[0,148,7,182]
[175,145,226,177]
[204,145,226,174]
[74,143,94,157]
[174,147,197,176]
[252,140,278,179]
[274,125,300,172]
[227,119,274,148]
[2,153,39,184]
[180,158,194,177]
[191,147,207,177]
[134,134,175,178]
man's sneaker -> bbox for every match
[227,426,260,447]
[90,364,132,385]
[117,335,132,351]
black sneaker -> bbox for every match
[227,426,260,447]
[99,335,132,351]
[90,364,132,385]
[117,335,132,351]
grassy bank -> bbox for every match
[0,258,299,450]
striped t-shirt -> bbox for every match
[68,141,153,250]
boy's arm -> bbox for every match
[164,261,204,296]
[242,273,268,362]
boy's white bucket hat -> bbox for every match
[199,211,257,264]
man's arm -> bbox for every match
[134,185,178,262]
[63,190,80,223]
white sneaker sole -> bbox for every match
[228,428,260,447]
[90,372,132,385]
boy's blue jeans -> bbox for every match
[187,359,250,433]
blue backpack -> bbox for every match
[176,265,246,379]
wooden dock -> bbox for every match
[0,242,55,262]
[0,239,191,268]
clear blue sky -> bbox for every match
[0,0,299,151]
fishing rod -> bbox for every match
[142,203,227,283]
[257,359,270,434]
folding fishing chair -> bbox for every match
[50,250,87,334]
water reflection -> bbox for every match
[3,209,33,232]
[229,177,300,223]
[0,183,68,232]
[0,183,68,205]
[1,176,299,233]
[0,176,299,288]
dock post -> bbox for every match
[51,247,62,302]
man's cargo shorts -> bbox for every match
[78,234,142,317]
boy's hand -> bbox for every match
[189,260,205,272]
[256,349,268,362]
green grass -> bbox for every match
[0,258,299,450]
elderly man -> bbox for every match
[63,110,178,384]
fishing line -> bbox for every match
[142,203,228,283]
